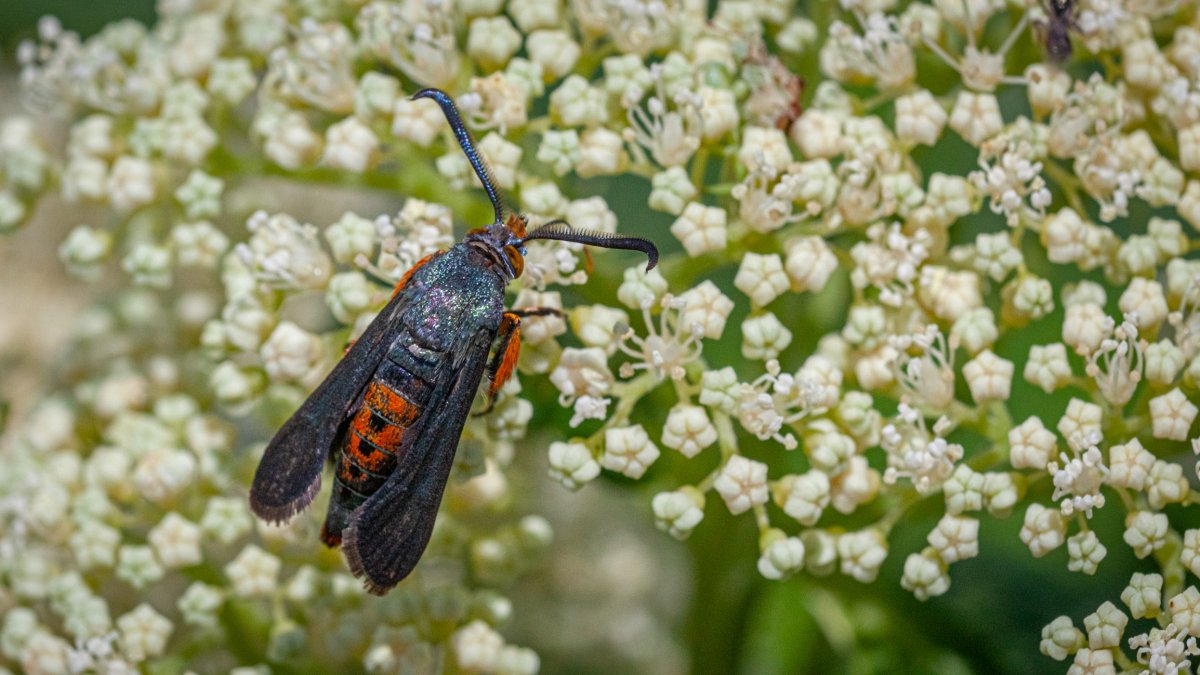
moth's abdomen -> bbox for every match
[321,355,436,546]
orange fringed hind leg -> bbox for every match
[479,312,522,415]
[392,252,438,298]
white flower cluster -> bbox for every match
[2,0,1200,670]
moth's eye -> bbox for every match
[503,245,524,278]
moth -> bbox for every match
[1035,0,1076,63]
[249,88,658,594]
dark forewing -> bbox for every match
[342,328,493,594]
[249,291,410,523]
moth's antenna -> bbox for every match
[412,88,506,225]
[521,220,659,271]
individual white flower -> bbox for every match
[467,16,521,67]
[550,347,612,402]
[1124,511,1169,559]
[1121,572,1163,620]
[452,620,503,673]
[714,455,770,515]
[224,545,281,597]
[147,512,202,569]
[742,312,792,360]
[895,90,946,146]
[948,92,1002,146]
[616,265,668,310]
[1149,388,1199,441]
[201,496,252,545]
[70,521,120,570]
[830,455,881,514]
[1041,616,1085,661]
[661,404,717,458]
[1169,587,1200,637]
[900,550,950,601]
[526,29,579,79]
[322,117,379,173]
[392,95,445,147]
[546,441,600,490]
[1008,275,1055,321]
[1108,438,1156,491]
[773,469,831,526]
[670,201,727,256]
[495,645,540,675]
[928,515,979,564]
[536,129,581,176]
[836,529,888,583]
[678,280,734,340]
[758,533,806,580]
[734,253,789,307]
[918,266,981,322]
[107,156,157,213]
[1145,340,1185,386]
[116,604,172,662]
[652,488,704,539]
[784,236,838,294]
[262,112,322,170]
[1119,278,1168,330]
[952,306,999,355]
[172,220,229,269]
[601,425,660,479]
[790,108,843,158]
[1146,460,1188,509]
[1024,343,1072,394]
[261,322,325,384]
[132,448,196,504]
[122,242,172,288]
[1058,398,1103,451]
[1019,503,1067,558]
[649,167,697,215]
[177,582,223,628]
[738,126,792,172]
[1009,416,1058,470]
[1067,531,1107,575]
[962,349,1013,402]
[116,545,164,589]
[59,224,113,280]
[325,271,374,324]
[1083,601,1128,650]
[575,126,623,177]
[1041,208,1089,264]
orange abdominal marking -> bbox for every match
[364,381,421,427]
[392,253,438,298]
[490,313,522,397]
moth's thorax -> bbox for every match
[401,244,508,352]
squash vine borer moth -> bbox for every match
[249,87,659,594]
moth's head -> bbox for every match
[466,213,528,279]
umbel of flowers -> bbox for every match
[0,0,1199,671]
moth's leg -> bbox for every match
[478,312,522,415]
[511,306,565,319]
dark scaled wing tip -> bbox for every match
[342,521,395,596]
[249,474,322,525]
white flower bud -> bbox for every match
[616,265,668,309]
[678,280,734,340]
[602,425,659,479]
[224,545,281,597]
[784,236,838,294]
[757,532,806,580]
[928,515,979,563]
[670,202,727,256]
[322,117,379,173]
[1067,531,1107,575]
[1040,615,1084,661]
[1020,503,1067,558]
[147,512,202,568]
[661,404,717,458]
[734,253,789,307]
[452,620,503,673]
[1009,416,1057,470]
[547,441,600,490]
[1149,388,1198,441]
[836,529,888,583]
[652,488,704,539]
[467,16,521,68]
[790,109,842,158]
[948,91,1002,146]
[1120,572,1163,620]
[742,312,792,360]
[261,321,325,384]
[1124,511,1169,559]
[117,603,173,662]
[962,350,1013,403]
[1024,343,1072,394]
[900,550,950,601]
[714,455,769,515]
[773,470,831,526]
[895,90,946,146]
[526,29,579,79]
[1082,601,1127,650]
